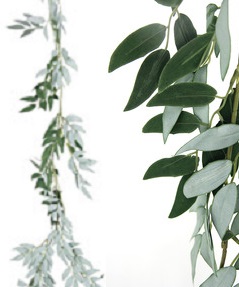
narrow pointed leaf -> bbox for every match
[148,83,216,107]
[216,0,231,80]
[162,106,182,142]
[191,235,202,280]
[124,49,170,111]
[211,183,237,239]
[143,111,200,134]
[220,90,239,124]
[200,231,217,271]
[231,213,239,236]
[109,24,166,72]
[158,33,213,91]
[190,195,207,212]
[176,124,239,154]
[200,267,236,287]
[143,155,196,180]
[169,174,196,218]
[174,14,197,50]
[192,207,206,237]
[183,160,232,198]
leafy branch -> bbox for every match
[9,0,102,286]
[109,0,239,286]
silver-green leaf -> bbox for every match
[216,0,231,80]
[200,267,236,287]
[176,124,239,154]
[183,160,232,198]
[211,183,237,239]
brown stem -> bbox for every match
[220,241,228,268]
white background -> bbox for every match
[1,0,239,286]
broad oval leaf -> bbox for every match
[216,0,231,80]
[183,160,232,198]
[212,183,237,239]
[148,83,216,107]
[231,213,239,236]
[200,267,236,287]
[176,124,239,154]
[109,24,166,72]
[124,49,170,111]
[169,174,196,218]
[158,33,213,91]
[143,155,197,180]
[143,111,200,134]
[191,234,202,280]
[174,13,197,50]
[155,0,183,7]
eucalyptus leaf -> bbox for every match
[183,160,232,198]
[176,124,239,154]
[158,33,213,91]
[143,155,197,180]
[148,83,216,107]
[109,24,166,72]
[231,213,239,236]
[143,111,200,134]
[8,24,25,29]
[190,195,207,212]
[162,106,182,143]
[200,267,236,287]
[207,4,219,30]
[124,49,170,111]
[200,232,216,270]
[216,0,231,80]
[20,104,36,113]
[174,13,197,50]
[191,234,202,280]
[169,174,196,218]
[192,207,206,237]
[155,0,183,7]
[211,183,237,239]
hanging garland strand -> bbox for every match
[9,1,103,286]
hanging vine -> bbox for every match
[109,0,239,286]
[9,1,102,286]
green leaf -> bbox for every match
[109,24,166,72]
[8,24,25,29]
[124,49,170,111]
[169,174,197,218]
[202,149,226,167]
[216,0,231,80]
[143,111,200,134]
[20,104,36,113]
[162,106,182,143]
[220,90,239,124]
[211,183,237,239]
[158,33,213,91]
[191,234,202,280]
[154,0,183,7]
[176,124,239,154]
[200,267,236,287]
[143,155,197,180]
[21,28,35,38]
[174,13,197,50]
[20,96,37,102]
[192,207,206,237]
[41,145,53,170]
[148,83,216,107]
[231,213,239,236]
[183,160,232,198]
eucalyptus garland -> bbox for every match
[109,0,239,286]
[9,1,102,286]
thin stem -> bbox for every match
[220,240,228,268]
[230,252,239,267]
[164,7,178,50]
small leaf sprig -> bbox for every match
[9,0,103,286]
[109,0,239,286]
